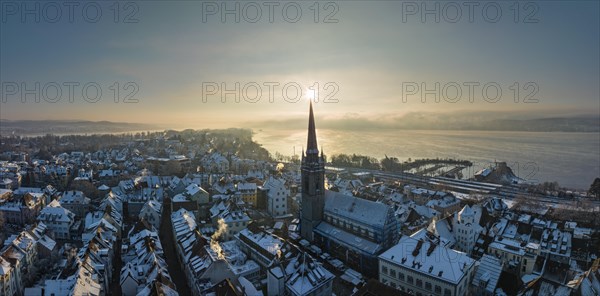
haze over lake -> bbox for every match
[255,129,600,190]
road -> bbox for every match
[159,197,193,295]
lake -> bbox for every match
[254,129,600,190]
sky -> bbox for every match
[1,1,599,129]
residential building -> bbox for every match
[454,205,483,254]
[0,256,22,296]
[471,254,503,295]
[59,190,91,218]
[237,182,257,207]
[263,176,289,217]
[268,252,334,296]
[379,230,476,296]
[139,199,162,230]
[37,200,75,240]
[487,238,540,276]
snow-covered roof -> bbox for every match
[472,254,502,293]
[38,200,75,223]
[237,182,257,191]
[324,190,391,228]
[185,183,207,196]
[283,253,334,296]
[379,234,475,284]
[237,229,283,257]
[459,204,474,217]
[60,190,90,204]
[489,238,525,256]
[141,199,162,214]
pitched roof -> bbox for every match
[324,190,391,228]
[379,235,475,284]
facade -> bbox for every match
[263,176,289,217]
[139,199,162,230]
[487,238,539,276]
[237,182,257,207]
[314,191,399,276]
[379,230,476,296]
[453,205,481,254]
[0,256,22,296]
[0,192,46,225]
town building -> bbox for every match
[36,200,75,240]
[379,230,476,296]
[59,190,91,218]
[263,176,290,217]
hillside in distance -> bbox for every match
[0,120,160,136]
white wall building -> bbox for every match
[263,176,289,217]
[37,200,75,240]
[139,199,162,230]
[453,205,481,254]
[379,230,476,296]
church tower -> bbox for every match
[300,102,325,242]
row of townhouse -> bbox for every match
[120,221,178,296]
[24,192,123,296]
[0,223,57,296]
[0,192,46,225]
[171,208,261,295]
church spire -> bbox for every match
[306,102,319,155]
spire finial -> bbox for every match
[306,102,319,155]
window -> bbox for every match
[435,285,441,294]
[390,269,396,278]
[398,272,404,281]
[381,266,388,274]
[444,288,452,296]
[416,279,422,287]
[425,282,432,291]
[407,276,413,284]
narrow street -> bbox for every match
[159,197,192,295]
[110,238,123,296]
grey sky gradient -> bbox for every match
[1,1,598,129]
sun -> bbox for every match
[305,88,317,102]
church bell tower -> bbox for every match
[300,102,325,242]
